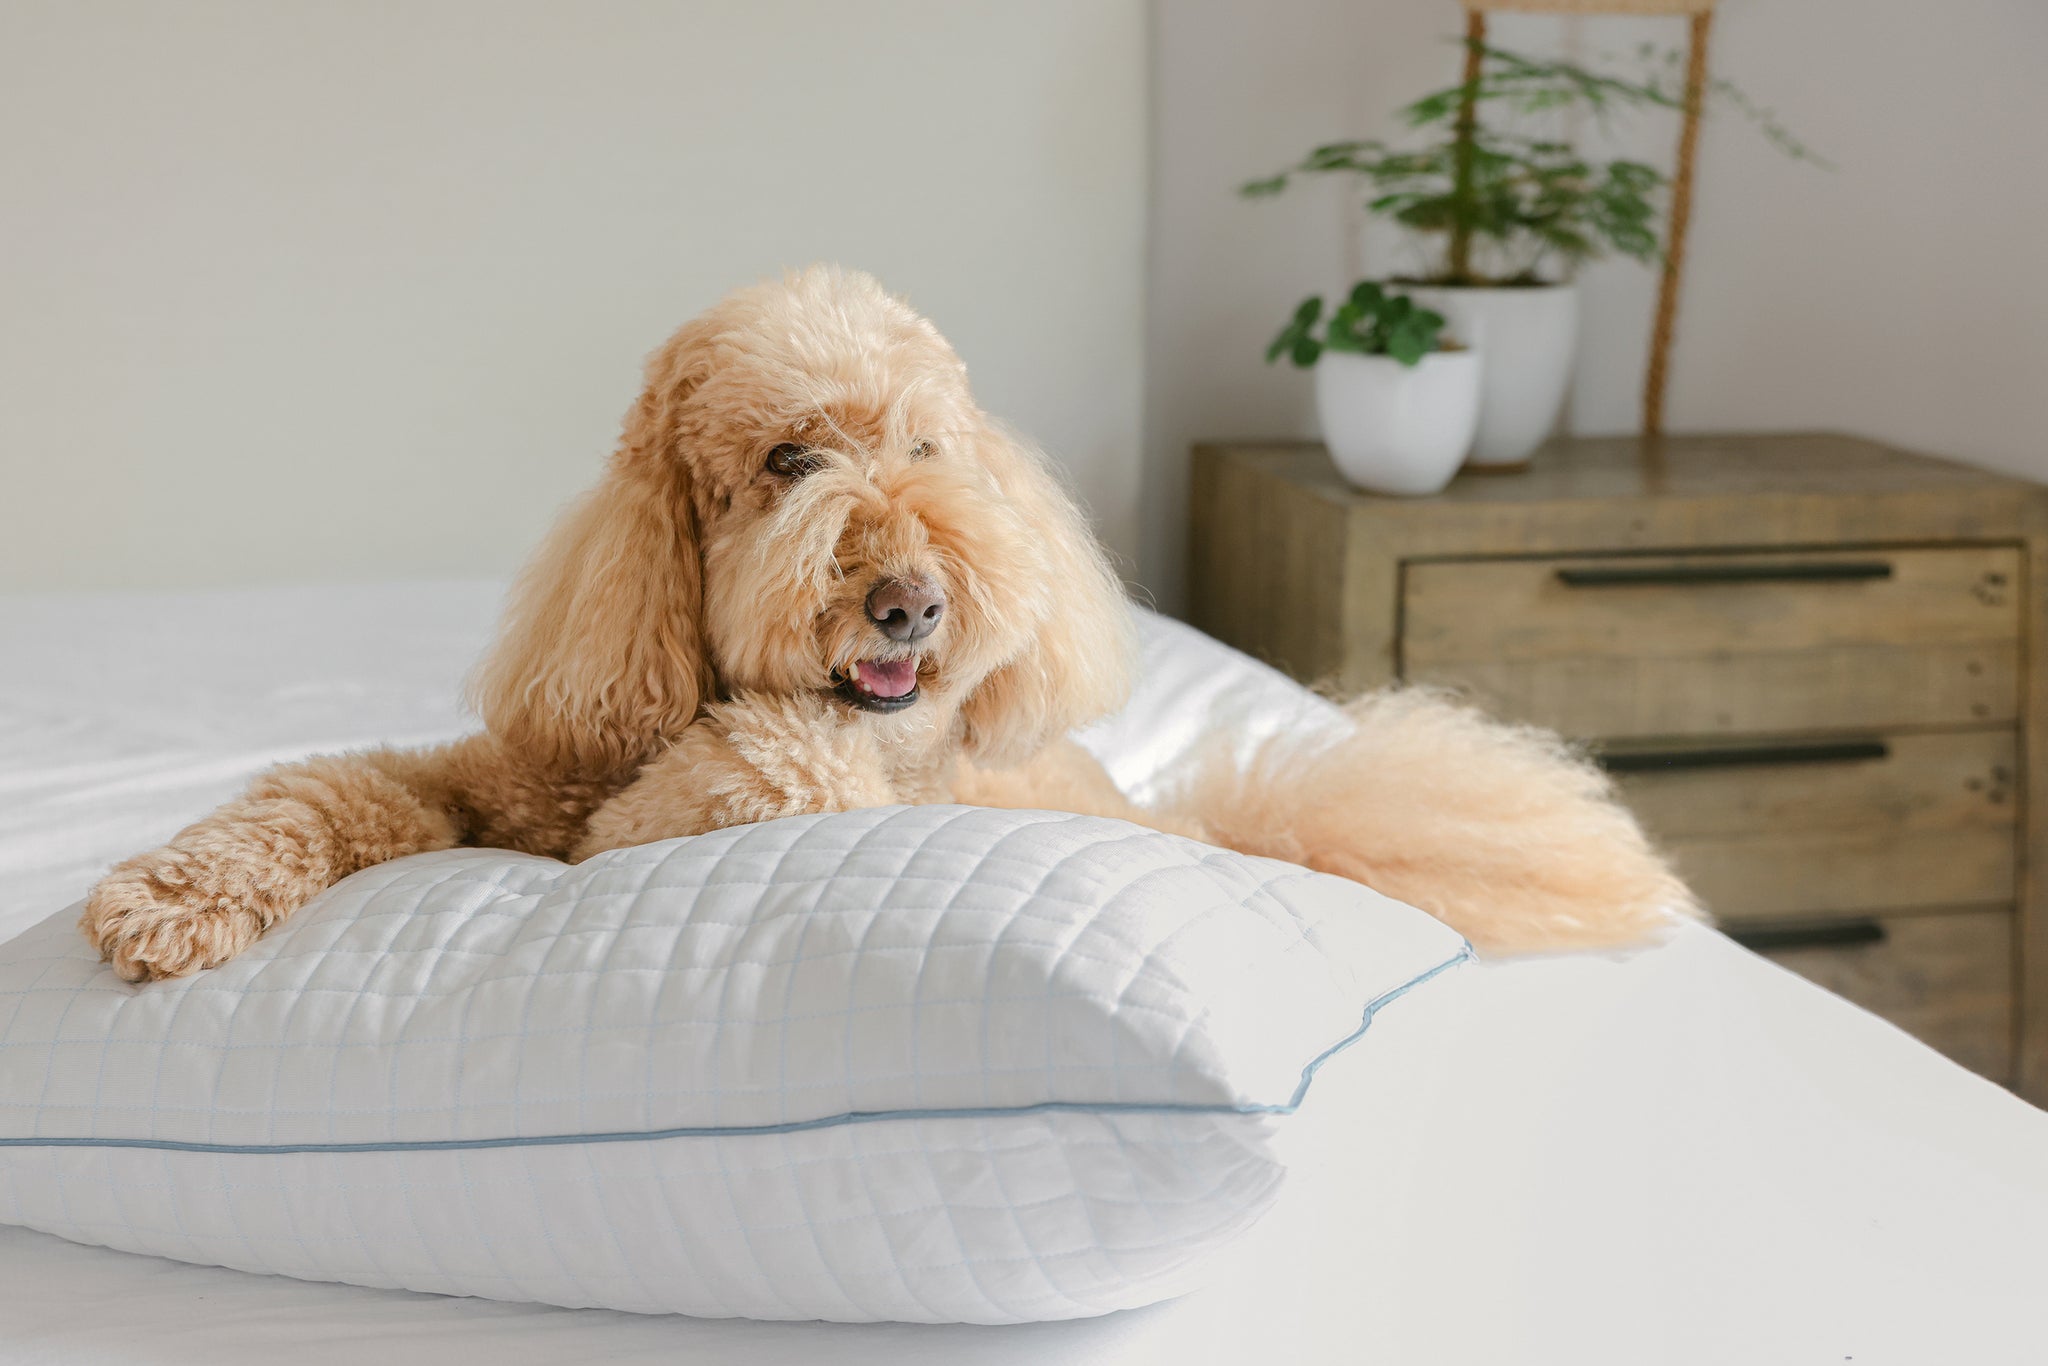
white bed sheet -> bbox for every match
[2,581,2045,1365]
[0,581,495,940]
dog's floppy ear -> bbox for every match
[956,429,1134,767]
[469,326,717,777]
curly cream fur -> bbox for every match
[82,265,1695,980]
[1159,692,1696,954]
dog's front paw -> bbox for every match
[82,860,268,982]
[80,813,325,981]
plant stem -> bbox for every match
[1447,9,1486,285]
[1643,9,1713,436]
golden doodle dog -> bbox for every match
[82,266,1695,982]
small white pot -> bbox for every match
[1403,283,1578,468]
[1313,348,1482,497]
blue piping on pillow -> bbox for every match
[0,944,1473,1156]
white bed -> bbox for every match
[3,581,2044,1365]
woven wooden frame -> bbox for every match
[1461,0,1715,435]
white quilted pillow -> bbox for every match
[0,804,1467,1324]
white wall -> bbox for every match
[0,1,1147,590]
[1144,0,1444,612]
[1145,0,2048,612]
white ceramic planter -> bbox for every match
[1403,283,1578,469]
[1313,349,1482,497]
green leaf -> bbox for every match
[1386,328,1430,366]
[1243,35,1818,286]
[1291,334,1323,367]
[1308,140,1377,163]
[1265,295,1325,365]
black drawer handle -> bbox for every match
[1729,918,1887,953]
[1556,561,1894,587]
[1599,739,1890,773]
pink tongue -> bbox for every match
[856,659,918,698]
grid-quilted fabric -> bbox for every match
[0,805,1467,1323]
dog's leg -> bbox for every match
[574,696,899,859]
[80,735,608,981]
[1155,690,1700,955]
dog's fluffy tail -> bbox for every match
[1159,689,1701,956]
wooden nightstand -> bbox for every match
[1189,433,2048,1099]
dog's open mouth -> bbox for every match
[834,658,921,713]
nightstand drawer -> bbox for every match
[1608,729,2017,921]
[1735,909,2016,1082]
[1402,547,2020,738]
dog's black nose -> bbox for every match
[866,577,945,643]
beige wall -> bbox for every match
[0,1,1146,590]
[1144,0,2048,612]
[16,2,2038,606]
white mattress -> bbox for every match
[3,581,2045,1365]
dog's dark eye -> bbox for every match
[909,439,937,462]
[765,443,817,478]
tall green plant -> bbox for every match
[1242,41,1820,287]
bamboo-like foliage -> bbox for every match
[1241,41,1819,287]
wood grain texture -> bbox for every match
[1187,450,1351,685]
[2018,528,2048,1099]
[1611,729,2017,840]
[1187,433,2048,1095]
[1403,548,2020,735]
[1756,908,2016,1084]
[1402,548,2020,663]
[1673,827,2013,922]
[1208,433,2027,511]
[1409,643,2019,739]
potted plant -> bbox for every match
[1244,42,1815,469]
[1267,282,1479,497]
